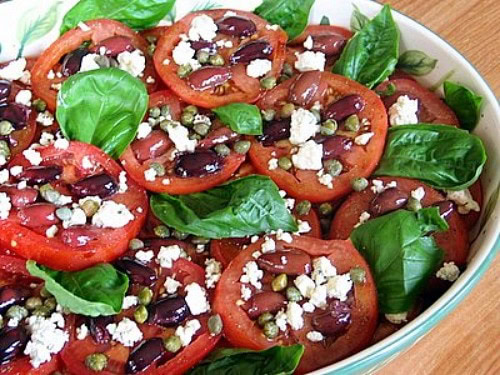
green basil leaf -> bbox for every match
[56,68,148,159]
[212,103,263,135]
[350,4,369,33]
[320,16,330,26]
[397,50,438,76]
[443,81,483,131]
[254,0,315,40]
[151,175,298,239]
[333,5,399,88]
[60,0,176,34]
[188,345,304,375]
[26,261,129,317]
[374,124,487,190]
[351,208,447,313]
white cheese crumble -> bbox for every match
[0,58,27,81]
[144,167,157,182]
[15,89,32,106]
[296,220,311,234]
[370,179,397,194]
[295,51,326,72]
[54,138,69,150]
[175,319,201,347]
[122,296,139,310]
[289,108,320,145]
[411,186,426,202]
[79,53,101,72]
[117,50,146,77]
[62,208,87,229]
[286,302,304,330]
[136,122,152,140]
[266,24,280,31]
[45,225,58,238]
[0,169,9,184]
[326,274,353,301]
[0,193,12,220]
[23,149,42,166]
[445,189,480,214]
[388,95,419,126]
[36,111,54,126]
[185,283,210,315]
[303,36,314,50]
[118,171,128,193]
[172,41,196,66]
[76,324,89,340]
[276,229,293,243]
[92,201,134,229]
[261,237,276,253]
[240,285,252,301]
[292,140,323,170]
[268,158,278,170]
[188,15,218,41]
[246,59,272,78]
[165,122,197,152]
[164,276,182,294]
[78,22,91,31]
[10,165,23,177]
[275,309,288,331]
[240,261,264,289]
[39,132,55,146]
[436,261,460,282]
[311,256,337,285]
[306,330,324,342]
[385,312,408,325]
[135,250,154,263]
[156,245,188,268]
[106,318,143,347]
[317,169,333,189]
[354,132,375,146]
[294,274,315,298]
[205,258,222,289]
[354,211,371,228]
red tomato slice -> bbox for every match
[250,72,388,203]
[213,236,378,373]
[154,10,287,108]
[0,141,148,271]
[0,356,61,375]
[31,19,157,112]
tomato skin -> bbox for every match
[154,10,288,108]
[0,356,61,375]
[213,236,378,373]
[0,142,148,271]
[31,19,156,112]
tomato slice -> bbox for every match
[0,355,61,375]
[31,19,157,112]
[154,10,288,108]
[249,72,388,203]
[213,236,378,373]
[0,141,148,271]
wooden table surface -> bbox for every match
[376,0,500,374]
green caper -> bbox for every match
[271,273,288,292]
[280,103,295,118]
[154,225,170,238]
[32,306,51,317]
[278,156,292,171]
[163,335,181,353]
[207,314,223,335]
[85,353,108,372]
[214,144,231,157]
[40,286,52,298]
[257,312,274,327]
[193,123,210,136]
[149,106,161,119]
[286,286,302,302]
[318,202,333,217]
[94,55,111,68]
[261,109,276,122]
[183,105,198,116]
[138,287,153,306]
[145,36,157,44]
[311,108,322,123]
[345,114,360,132]
[324,159,342,177]
[44,297,57,311]
[181,112,195,126]
[350,267,366,284]
[150,162,166,177]
[407,197,422,212]
[129,238,145,251]
[282,63,294,77]
[233,140,251,154]
[320,119,338,136]
[191,236,210,245]
[189,133,202,141]
[177,64,192,78]
[6,305,28,321]
[351,177,369,192]
[295,200,312,216]
[196,50,210,64]
[55,206,72,221]
[134,305,148,324]
[263,321,279,339]
[160,105,171,118]
[40,184,60,204]
[0,121,14,136]
[80,199,100,217]
[209,54,225,66]
[33,99,47,112]
[173,230,188,240]
[25,297,43,310]
[147,44,156,56]
[260,77,277,90]
[0,140,10,158]
[159,119,175,132]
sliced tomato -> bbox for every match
[140,26,169,42]
[213,236,378,373]
[31,19,157,112]
[0,356,61,375]
[0,141,148,271]
[154,10,288,108]
[250,72,388,203]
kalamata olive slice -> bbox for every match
[257,250,312,275]
[289,71,328,107]
[0,327,28,365]
[60,227,98,247]
[197,127,239,149]
[323,95,365,122]
[369,188,409,217]
[187,67,232,91]
[322,136,353,160]
[132,130,172,162]
[310,34,347,56]
[91,36,134,56]
[0,185,38,208]
[174,150,222,178]
[257,119,291,146]
[434,200,454,221]
[87,316,114,344]
[148,297,190,327]
[312,300,351,336]
[126,338,165,374]
[70,173,117,199]
[0,103,30,130]
[17,203,59,228]
[190,41,217,54]
[0,80,11,108]
[114,258,157,287]
[246,291,286,319]
[61,48,89,76]
[230,41,273,65]
[18,165,62,185]
[0,285,31,314]
[217,16,257,37]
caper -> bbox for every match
[214,144,231,157]
[154,225,170,238]
[209,54,225,66]
[282,63,294,77]
[208,314,223,335]
[189,133,202,141]
[138,287,153,306]
[191,236,210,245]
[350,267,366,285]
[173,230,188,240]
[286,286,302,302]
[258,312,274,327]
[311,108,322,123]
[278,156,292,171]
[351,177,369,192]
[94,55,111,68]
[25,297,43,310]
[134,305,148,324]
[0,140,10,159]
[233,140,251,154]
[324,159,342,177]
[271,273,288,292]
[159,119,175,132]
[150,162,166,177]
[263,321,279,339]
[33,99,47,112]
[295,200,312,216]
[196,50,210,64]
[163,335,181,353]
[40,287,52,298]
[146,44,156,56]
[149,106,161,119]
[145,36,157,44]
[260,77,277,90]
[44,297,57,311]
[85,353,108,372]
[193,123,210,136]
[40,184,60,204]
[407,197,422,212]
[177,64,192,78]
[183,105,198,116]
[129,238,145,251]
[318,202,333,217]
[345,114,360,132]
[32,306,51,317]
[80,199,100,217]
[160,105,171,118]
[6,305,28,321]
[181,112,195,126]
[320,119,338,136]
[55,206,72,221]
[0,121,14,136]
[261,109,276,122]
[280,103,295,118]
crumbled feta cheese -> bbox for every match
[354,211,371,228]
[144,168,157,181]
[92,201,134,229]
[51,83,62,91]
[388,95,419,126]
[286,302,304,330]
[240,261,264,289]
[261,237,276,253]
[165,122,197,152]
[224,11,237,17]
[317,169,333,189]
[306,330,324,342]
[118,171,128,193]
[297,220,311,234]
[117,50,146,77]
[175,319,201,346]
[311,256,337,285]
[0,169,9,184]
[294,274,315,298]
[303,36,314,50]
[302,302,315,313]
[185,283,210,315]
[47,70,55,80]
[246,59,272,78]
[188,15,218,41]
[385,312,408,325]
[17,180,27,190]
[0,155,6,167]
[289,108,320,145]
[135,250,154,263]
[20,70,31,85]
[276,229,293,243]
[275,310,288,331]
[240,285,252,301]
[45,225,58,238]
[445,189,480,214]
[295,51,326,72]
[146,76,155,84]
[292,140,323,170]
[250,235,260,243]
[0,58,27,81]
[216,39,233,48]
[162,58,170,65]
[36,111,54,126]
[76,324,89,340]
[156,245,188,268]
[54,138,69,150]
[78,22,91,31]
[310,284,327,308]
[10,165,23,177]
[79,53,101,72]
[279,190,287,198]
[39,132,55,146]
[62,208,87,229]
[122,296,139,310]
[354,132,375,146]
[164,277,182,294]
[326,274,353,301]
[162,178,171,185]
[436,261,460,282]
[411,186,426,202]
[23,149,42,166]
[106,318,143,347]
[15,89,32,106]
[266,24,280,31]
[136,122,152,140]
[268,158,278,170]
[370,179,397,194]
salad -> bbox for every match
[0,0,487,374]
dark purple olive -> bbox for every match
[18,165,62,185]
[187,67,232,91]
[257,251,312,276]
[312,300,351,337]
[0,103,30,130]
[230,41,273,65]
[246,291,286,319]
[70,173,117,199]
[258,119,291,146]
[114,258,157,287]
[0,285,31,314]
[174,150,222,178]
[217,16,257,37]
[87,316,114,344]
[0,327,28,365]
[434,200,455,221]
[125,338,165,374]
[322,135,353,160]
[190,40,217,54]
[310,34,347,56]
[323,95,365,122]
[91,36,134,57]
[62,48,89,76]
[148,297,190,327]
[0,80,11,109]
[289,71,328,107]
[369,188,409,217]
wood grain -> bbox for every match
[376,0,500,374]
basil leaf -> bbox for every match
[151,175,298,239]
[56,68,148,159]
[320,16,330,26]
[444,81,483,131]
[350,4,369,33]
[212,103,263,135]
[351,208,447,313]
[188,345,304,375]
[26,261,129,317]
[397,50,438,76]
[333,5,399,88]
[254,0,315,40]
[60,0,176,34]
[374,124,487,191]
